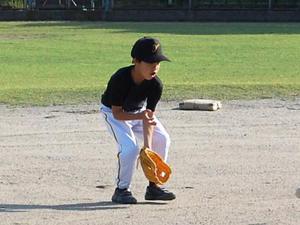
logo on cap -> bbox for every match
[152,43,160,53]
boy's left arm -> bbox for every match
[143,109,156,149]
[144,79,162,148]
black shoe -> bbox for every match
[111,188,137,204]
[145,185,176,201]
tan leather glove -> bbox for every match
[139,147,172,185]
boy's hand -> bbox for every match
[142,109,156,126]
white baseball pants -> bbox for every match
[100,105,171,189]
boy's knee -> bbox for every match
[158,132,171,149]
[165,133,171,149]
[120,143,139,159]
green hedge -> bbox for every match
[192,0,269,8]
[113,0,300,9]
[0,0,25,8]
[113,0,185,8]
[1,0,300,10]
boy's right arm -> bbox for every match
[111,105,156,125]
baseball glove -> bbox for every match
[139,147,172,185]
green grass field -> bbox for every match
[0,22,300,106]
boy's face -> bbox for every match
[134,59,161,80]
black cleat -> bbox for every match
[111,188,137,204]
[145,185,176,201]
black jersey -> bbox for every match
[101,65,163,112]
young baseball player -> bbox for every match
[100,37,176,204]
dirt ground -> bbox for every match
[1,99,300,225]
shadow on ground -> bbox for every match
[0,201,167,212]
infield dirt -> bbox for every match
[1,99,300,225]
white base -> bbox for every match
[179,99,222,111]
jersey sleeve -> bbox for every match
[146,78,163,112]
[108,75,127,106]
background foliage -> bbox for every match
[1,0,300,9]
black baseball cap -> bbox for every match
[131,37,170,63]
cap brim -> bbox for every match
[143,54,171,63]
